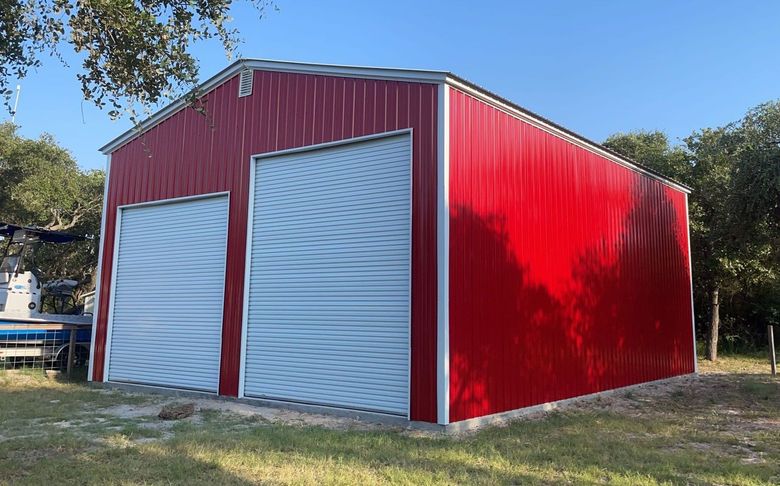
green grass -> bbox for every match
[1,356,779,485]
[697,351,775,375]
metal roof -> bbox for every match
[99,58,691,193]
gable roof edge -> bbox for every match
[98,59,691,194]
[98,59,448,155]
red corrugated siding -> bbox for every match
[91,72,439,422]
[448,87,695,422]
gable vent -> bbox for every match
[238,69,253,97]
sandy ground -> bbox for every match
[89,365,778,439]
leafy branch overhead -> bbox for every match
[0,0,275,120]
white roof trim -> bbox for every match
[243,58,448,83]
[99,58,689,193]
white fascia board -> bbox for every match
[99,59,448,155]
[444,76,692,195]
[242,59,448,83]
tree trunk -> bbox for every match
[707,286,720,361]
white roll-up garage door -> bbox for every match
[107,195,229,392]
[243,133,411,415]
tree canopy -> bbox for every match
[604,101,780,358]
[0,0,274,120]
[604,131,691,183]
[0,123,104,298]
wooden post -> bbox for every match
[769,325,777,376]
[67,325,77,378]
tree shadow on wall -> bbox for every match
[566,181,694,393]
[449,181,693,421]
[449,206,586,421]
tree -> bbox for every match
[0,0,274,120]
[729,102,780,256]
[0,122,104,299]
[603,131,691,183]
[605,104,780,361]
[728,101,780,333]
[683,127,740,361]
[604,129,736,360]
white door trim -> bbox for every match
[238,130,413,418]
[102,191,230,391]
[237,162,257,399]
[249,128,414,162]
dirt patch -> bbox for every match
[158,403,195,420]
[96,402,165,419]
[193,398,386,431]
[89,393,382,435]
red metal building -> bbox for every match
[89,59,695,427]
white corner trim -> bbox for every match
[684,193,698,372]
[444,76,691,195]
[88,154,111,382]
[436,84,451,425]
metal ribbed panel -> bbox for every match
[244,134,411,415]
[92,72,438,422]
[448,87,695,422]
[107,196,229,392]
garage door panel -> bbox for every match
[257,164,410,190]
[107,195,228,392]
[244,134,410,416]
[250,385,407,412]
[258,147,409,179]
[257,177,410,201]
[119,210,226,225]
[113,291,226,301]
[262,151,408,177]
[256,190,410,211]
[110,326,223,337]
[247,371,408,392]
[252,218,409,236]
[117,218,227,238]
[254,206,411,226]
[111,247,228,260]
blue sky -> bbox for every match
[6,1,780,170]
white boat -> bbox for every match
[0,223,93,368]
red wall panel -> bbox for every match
[448,87,695,422]
[91,72,439,422]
